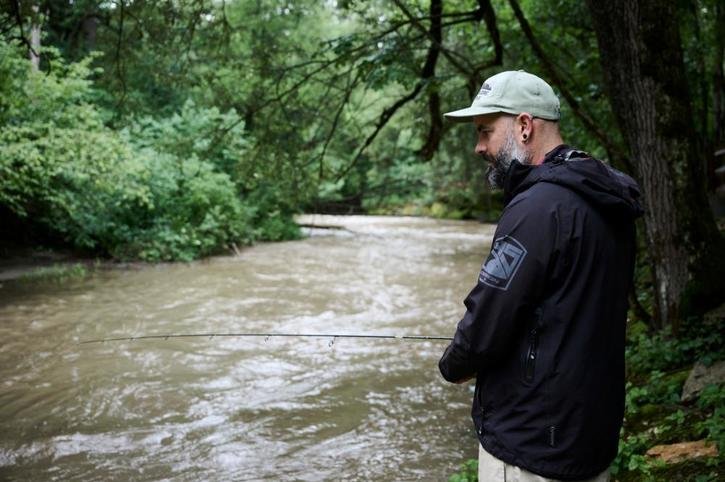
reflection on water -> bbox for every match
[0,215,495,480]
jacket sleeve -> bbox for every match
[439,193,560,383]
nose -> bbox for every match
[475,139,487,157]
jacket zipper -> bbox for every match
[524,327,538,382]
[548,425,557,447]
[475,383,486,436]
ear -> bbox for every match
[516,113,534,143]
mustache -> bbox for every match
[482,152,498,170]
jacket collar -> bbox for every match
[502,144,573,204]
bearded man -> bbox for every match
[438,71,643,482]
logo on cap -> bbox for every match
[474,82,492,101]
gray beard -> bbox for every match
[485,132,532,190]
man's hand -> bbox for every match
[439,342,477,383]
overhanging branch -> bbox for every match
[334,82,425,181]
[507,0,630,170]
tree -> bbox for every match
[585,0,725,331]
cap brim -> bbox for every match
[443,106,502,122]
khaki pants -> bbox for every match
[478,444,610,482]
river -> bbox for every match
[0,215,496,481]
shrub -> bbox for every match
[0,42,255,260]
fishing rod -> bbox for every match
[79,332,453,346]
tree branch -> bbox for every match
[507,0,630,170]
[317,69,364,179]
[114,0,127,112]
[7,0,42,66]
[334,83,425,181]
[418,0,443,160]
[391,0,473,76]
[471,0,503,76]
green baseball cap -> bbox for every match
[444,70,560,122]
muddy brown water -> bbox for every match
[0,215,496,481]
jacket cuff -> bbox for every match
[439,342,476,383]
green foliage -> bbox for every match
[610,321,725,481]
[0,41,256,261]
[125,99,248,177]
[110,153,255,261]
[626,320,723,377]
[255,213,301,242]
[696,384,725,453]
[448,458,478,482]
[611,431,660,478]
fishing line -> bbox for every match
[79,332,453,345]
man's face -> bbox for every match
[474,114,531,189]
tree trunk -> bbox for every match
[82,15,99,51]
[714,1,725,152]
[585,0,725,332]
[29,3,40,70]
[418,0,442,161]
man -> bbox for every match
[438,70,642,481]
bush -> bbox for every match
[626,321,723,378]
[108,152,255,261]
[0,42,256,261]
[610,318,725,481]
[125,98,249,177]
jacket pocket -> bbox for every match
[523,307,543,382]
[524,327,539,382]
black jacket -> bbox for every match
[439,145,643,480]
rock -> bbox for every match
[646,440,718,464]
[680,360,725,403]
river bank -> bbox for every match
[0,213,487,282]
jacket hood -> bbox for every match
[503,145,644,220]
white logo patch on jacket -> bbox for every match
[479,236,527,290]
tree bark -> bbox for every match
[29,3,40,70]
[714,1,725,152]
[585,0,725,332]
[419,0,443,161]
[82,15,98,50]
